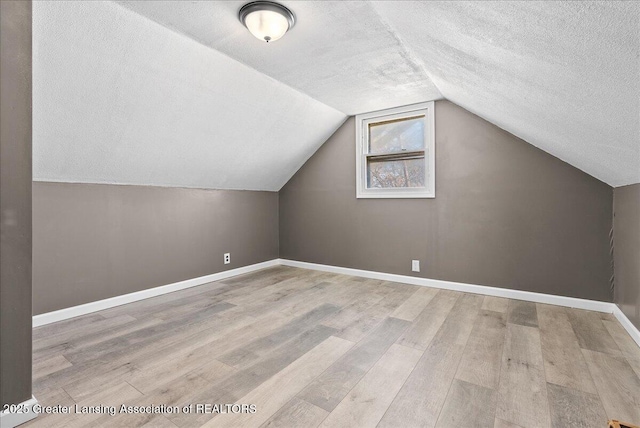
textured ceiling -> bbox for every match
[115,1,443,115]
[35,1,639,189]
[117,0,640,187]
[32,1,346,191]
[372,1,640,187]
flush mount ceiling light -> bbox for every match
[238,1,295,43]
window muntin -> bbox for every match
[366,115,426,189]
[356,102,435,198]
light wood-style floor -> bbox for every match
[28,266,640,428]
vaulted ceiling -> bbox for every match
[33,1,346,191]
[34,1,639,189]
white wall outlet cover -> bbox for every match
[412,260,420,272]
[224,253,230,264]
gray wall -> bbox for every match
[280,100,613,301]
[33,182,278,314]
[0,0,33,407]
[614,184,640,329]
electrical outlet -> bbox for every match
[412,260,420,272]
[224,253,230,265]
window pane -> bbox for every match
[369,116,424,154]
[367,158,425,188]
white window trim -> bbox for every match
[356,101,435,199]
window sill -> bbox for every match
[356,190,435,199]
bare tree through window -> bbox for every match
[356,101,435,199]
[366,116,425,188]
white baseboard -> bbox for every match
[31,256,640,350]
[612,305,640,348]
[278,259,613,312]
[32,260,279,327]
[278,258,640,348]
[0,396,38,428]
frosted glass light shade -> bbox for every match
[239,2,295,43]
[245,10,289,42]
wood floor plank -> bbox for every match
[243,279,360,317]
[32,313,106,340]
[496,324,550,428]
[482,296,509,313]
[220,265,300,286]
[396,289,460,350]
[602,319,640,362]
[331,284,416,342]
[167,324,340,427]
[36,359,136,404]
[214,325,341,399]
[627,355,640,379]
[370,281,418,309]
[29,266,636,428]
[121,305,300,396]
[582,349,640,423]
[153,306,290,362]
[218,303,340,368]
[225,270,327,306]
[231,278,335,320]
[320,292,386,331]
[297,316,410,412]
[260,397,328,428]
[32,354,73,380]
[39,305,252,402]
[507,300,538,327]
[33,316,165,366]
[546,382,608,428]
[318,343,422,428]
[92,360,236,427]
[26,381,142,428]
[494,418,524,428]
[536,303,598,394]
[246,280,351,320]
[33,314,137,350]
[125,307,273,372]
[123,267,305,322]
[23,387,74,418]
[378,293,482,428]
[204,336,353,428]
[96,279,238,320]
[435,379,497,428]
[127,352,236,394]
[598,312,617,322]
[391,287,439,321]
[566,308,621,356]
[62,301,236,365]
[455,309,507,390]
[378,342,465,428]
[140,415,178,427]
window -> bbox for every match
[356,101,435,198]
